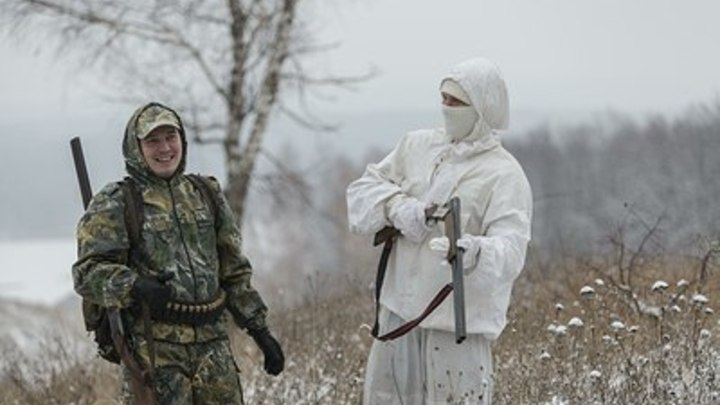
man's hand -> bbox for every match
[130,271,174,311]
[389,198,433,243]
[248,327,285,376]
[428,234,481,271]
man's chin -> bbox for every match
[152,167,178,179]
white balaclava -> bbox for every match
[440,58,510,143]
[440,79,478,141]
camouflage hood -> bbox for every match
[123,102,188,184]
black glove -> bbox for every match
[130,271,174,312]
[248,327,285,376]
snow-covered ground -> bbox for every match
[0,238,76,306]
[0,239,93,370]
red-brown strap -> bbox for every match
[376,284,454,341]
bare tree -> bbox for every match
[0,0,371,221]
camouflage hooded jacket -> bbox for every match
[72,102,267,343]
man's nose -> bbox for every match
[158,140,172,151]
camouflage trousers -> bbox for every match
[121,337,244,404]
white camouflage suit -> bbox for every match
[347,58,532,404]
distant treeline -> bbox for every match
[505,101,720,256]
[236,102,720,305]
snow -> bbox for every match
[567,317,584,328]
[693,294,709,305]
[0,238,76,306]
[580,286,595,297]
[651,280,669,292]
[610,320,625,332]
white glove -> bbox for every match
[389,197,431,243]
[428,234,481,271]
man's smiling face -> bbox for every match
[139,126,183,179]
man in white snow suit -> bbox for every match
[346,57,532,404]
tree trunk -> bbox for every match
[224,0,296,223]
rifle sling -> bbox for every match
[371,234,454,342]
[121,179,159,403]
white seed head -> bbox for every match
[568,317,584,328]
[704,307,714,315]
[610,321,626,332]
[677,279,689,288]
[640,304,663,319]
[539,351,552,361]
[700,329,712,339]
[652,280,669,292]
[670,305,682,313]
[555,303,565,311]
[594,278,605,287]
[589,370,602,379]
[693,294,709,305]
[580,286,596,297]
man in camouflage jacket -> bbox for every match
[73,102,284,404]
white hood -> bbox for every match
[442,57,510,133]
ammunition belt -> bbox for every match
[150,290,227,326]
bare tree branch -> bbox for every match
[1,0,372,225]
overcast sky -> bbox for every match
[327,0,720,114]
[2,0,720,128]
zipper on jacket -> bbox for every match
[167,181,198,301]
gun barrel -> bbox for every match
[448,197,467,343]
[70,137,93,209]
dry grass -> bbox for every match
[495,253,720,404]
[2,254,719,404]
[0,334,118,404]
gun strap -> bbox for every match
[376,284,453,342]
[371,237,395,338]
[371,236,454,342]
[122,178,159,376]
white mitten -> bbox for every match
[457,233,481,270]
[428,234,481,271]
[429,236,451,266]
[389,198,431,243]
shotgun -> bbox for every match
[441,197,467,343]
[70,137,158,405]
[372,197,467,343]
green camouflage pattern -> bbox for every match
[135,104,181,139]
[120,338,244,404]
[73,102,267,342]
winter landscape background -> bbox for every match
[2,0,720,403]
